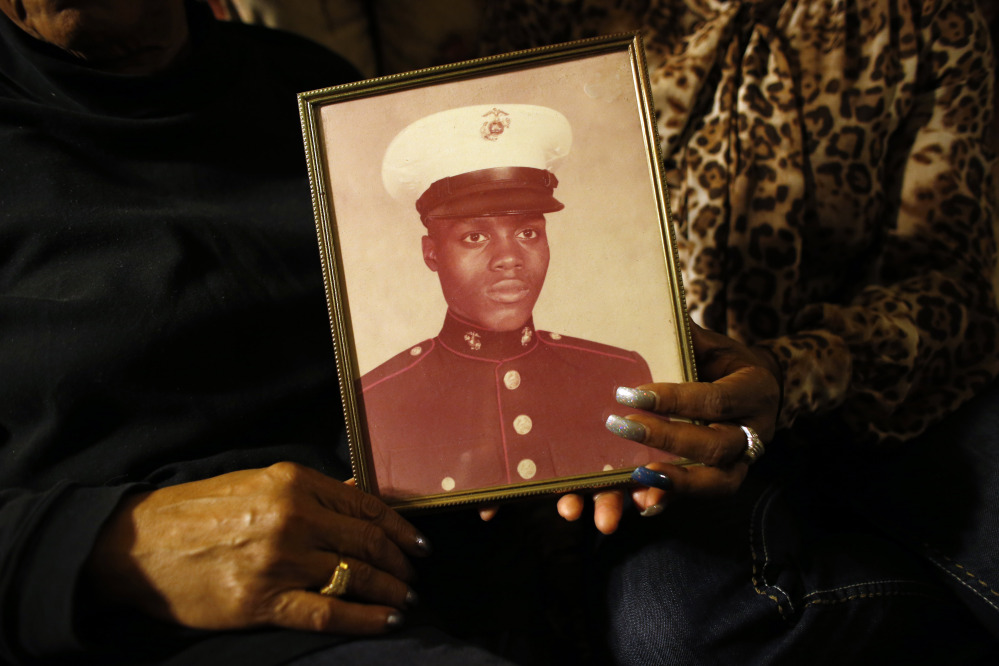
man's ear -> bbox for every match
[422,235,438,272]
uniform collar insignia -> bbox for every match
[464,331,482,351]
[438,311,538,360]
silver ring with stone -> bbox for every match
[740,425,765,465]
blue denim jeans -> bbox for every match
[598,382,999,664]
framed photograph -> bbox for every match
[299,34,696,511]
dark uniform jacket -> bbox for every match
[361,311,677,499]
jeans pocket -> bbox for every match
[749,484,951,622]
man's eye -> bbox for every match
[462,232,487,243]
[517,228,538,239]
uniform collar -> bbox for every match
[437,311,539,360]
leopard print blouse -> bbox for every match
[479,0,999,444]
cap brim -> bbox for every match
[422,188,564,221]
[417,166,564,222]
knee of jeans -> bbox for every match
[602,548,703,666]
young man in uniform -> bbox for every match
[361,104,677,499]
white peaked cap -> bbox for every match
[381,104,573,221]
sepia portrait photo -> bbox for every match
[300,36,694,509]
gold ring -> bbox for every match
[740,425,765,465]
[319,560,351,597]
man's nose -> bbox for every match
[490,234,523,270]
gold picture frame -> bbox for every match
[299,34,695,511]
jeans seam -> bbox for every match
[749,485,795,619]
[924,544,999,614]
[802,579,933,599]
[801,578,947,608]
[802,587,954,609]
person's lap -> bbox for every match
[597,383,999,664]
[286,384,999,665]
[283,626,521,666]
[597,483,993,664]
[853,380,999,637]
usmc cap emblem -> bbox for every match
[480,108,510,141]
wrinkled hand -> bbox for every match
[85,463,429,635]
[558,321,781,533]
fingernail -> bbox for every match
[615,386,657,410]
[414,534,432,555]
[605,414,647,442]
[405,588,419,607]
[386,612,405,629]
[640,503,666,517]
[631,466,673,491]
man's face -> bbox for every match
[422,214,550,332]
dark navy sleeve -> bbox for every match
[0,484,142,663]
[0,5,360,664]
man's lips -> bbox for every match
[486,279,531,303]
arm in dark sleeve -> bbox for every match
[0,483,145,664]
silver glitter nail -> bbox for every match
[640,504,665,517]
[605,414,647,442]
[615,386,657,410]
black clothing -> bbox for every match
[0,10,597,665]
[0,7,358,664]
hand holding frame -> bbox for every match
[85,463,429,634]
[558,321,781,532]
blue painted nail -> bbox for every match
[631,466,674,491]
[616,386,657,410]
[605,414,647,442]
